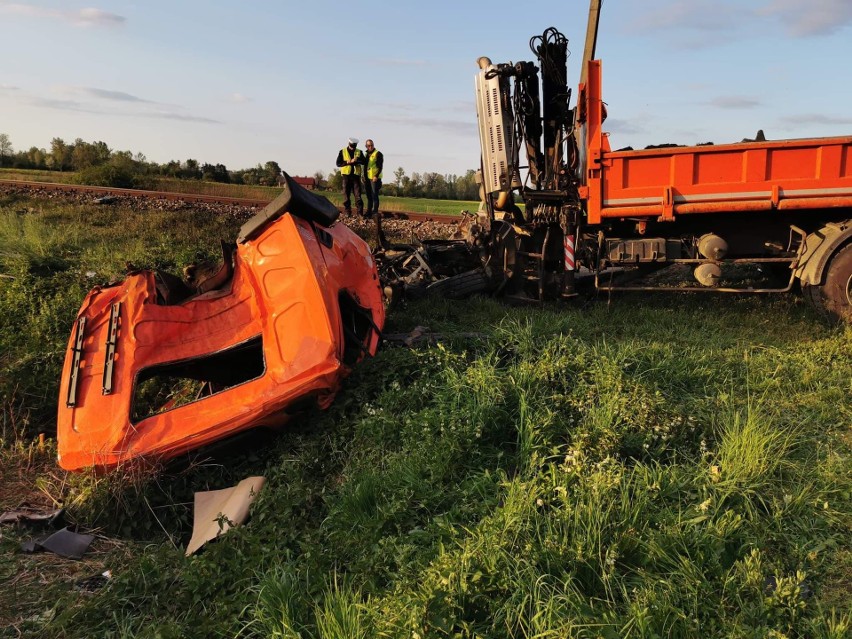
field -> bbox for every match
[0,168,77,184]
[0,169,481,216]
[0,190,850,638]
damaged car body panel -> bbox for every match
[57,174,384,472]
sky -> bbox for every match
[1,0,851,178]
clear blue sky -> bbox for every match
[1,0,850,178]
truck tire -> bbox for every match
[803,243,852,323]
[424,269,491,300]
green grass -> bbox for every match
[0,168,76,184]
[0,193,849,638]
[322,193,480,216]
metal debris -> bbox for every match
[0,506,65,527]
[21,526,95,560]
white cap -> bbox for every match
[348,137,358,145]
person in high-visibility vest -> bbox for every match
[364,139,384,216]
[335,137,365,216]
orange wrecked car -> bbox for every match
[57,174,384,472]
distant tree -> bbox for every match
[74,151,151,189]
[25,147,47,169]
[48,138,71,171]
[237,166,262,185]
[262,161,281,186]
[313,170,325,189]
[0,133,12,167]
[423,172,446,198]
[456,169,478,200]
[71,138,100,170]
[182,159,201,180]
[394,166,406,190]
[326,168,343,192]
[201,162,230,183]
[405,172,423,198]
[92,141,111,165]
[161,160,181,177]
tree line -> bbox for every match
[0,133,479,200]
[0,134,285,189]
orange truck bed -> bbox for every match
[580,61,852,224]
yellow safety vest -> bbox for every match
[340,147,363,176]
[366,150,382,180]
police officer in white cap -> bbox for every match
[335,137,365,217]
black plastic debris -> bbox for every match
[74,570,112,592]
[20,526,95,560]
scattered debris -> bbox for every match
[0,506,64,527]
[93,195,118,205]
[386,325,430,347]
[376,232,492,305]
[186,476,266,556]
[21,527,95,560]
[74,570,112,592]
[383,326,488,347]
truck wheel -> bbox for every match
[803,243,852,323]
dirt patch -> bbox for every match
[0,451,120,633]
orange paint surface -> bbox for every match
[578,60,852,223]
[57,212,384,471]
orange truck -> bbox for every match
[474,6,852,321]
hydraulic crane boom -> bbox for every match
[575,0,603,181]
[579,0,603,87]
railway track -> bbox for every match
[0,179,458,224]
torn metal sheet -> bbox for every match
[21,527,95,560]
[186,476,266,556]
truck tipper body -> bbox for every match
[581,64,852,225]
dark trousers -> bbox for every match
[365,178,382,214]
[343,174,363,215]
